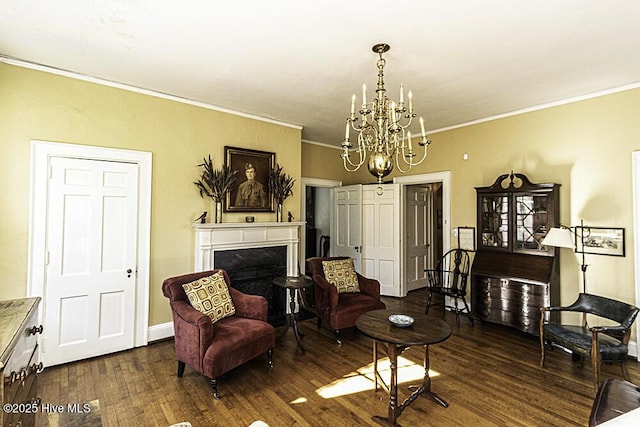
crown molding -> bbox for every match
[0,55,302,131]
[428,81,640,135]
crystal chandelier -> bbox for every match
[341,43,430,190]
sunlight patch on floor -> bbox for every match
[315,356,439,399]
[290,397,308,404]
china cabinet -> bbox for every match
[471,172,560,335]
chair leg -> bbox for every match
[539,335,546,368]
[461,297,474,326]
[591,345,601,392]
[592,359,601,392]
[210,378,220,400]
[454,298,461,327]
[267,348,274,368]
[177,361,185,377]
[425,291,432,314]
[621,359,631,381]
[335,329,342,345]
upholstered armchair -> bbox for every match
[162,269,275,399]
[306,256,386,344]
[540,293,639,392]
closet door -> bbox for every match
[362,184,402,297]
[333,184,362,270]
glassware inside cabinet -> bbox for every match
[481,195,509,249]
[515,194,550,252]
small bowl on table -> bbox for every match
[388,314,414,328]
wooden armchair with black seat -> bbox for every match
[306,256,386,344]
[425,248,474,327]
[162,269,275,399]
[540,293,639,392]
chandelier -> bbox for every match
[341,43,430,190]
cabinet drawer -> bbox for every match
[1,298,42,427]
[3,344,40,406]
[474,277,549,307]
[474,307,540,335]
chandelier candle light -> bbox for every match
[342,43,430,193]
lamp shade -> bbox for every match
[542,227,575,249]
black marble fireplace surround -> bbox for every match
[214,246,287,327]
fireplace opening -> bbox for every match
[214,246,287,327]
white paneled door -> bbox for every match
[361,184,401,297]
[44,157,138,366]
[333,184,362,270]
[405,185,435,292]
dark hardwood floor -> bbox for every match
[36,290,640,426]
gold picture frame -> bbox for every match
[224,146,275,212]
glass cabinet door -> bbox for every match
[480,195,509,249]
[515,193,551,254]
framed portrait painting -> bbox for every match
[224,146,275,212]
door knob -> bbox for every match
[127,268,133,278]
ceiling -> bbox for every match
[2,1,640,146]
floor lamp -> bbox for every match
[542,220,589,294]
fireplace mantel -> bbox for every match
[193,222,304,275]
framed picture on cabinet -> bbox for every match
[224,146,275,212]
[576,226,625,257]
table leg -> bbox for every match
[372,344,401,426]
[294,289,305,338]
[371,340,389,392]
[289,289,305,353]
[408,344,448,408]
[373,341,378,391]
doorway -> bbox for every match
[300,177,341,273]
[395,172,451,295]
[28,141,152,366]
[404,183,443,292]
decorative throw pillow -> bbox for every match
[322,259,360,293]
[182,271,235,323]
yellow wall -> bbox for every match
[0,62,302,325]
[300,142,355,185]
[303,88,640,307]
[3,59,640,329]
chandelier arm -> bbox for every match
[394,155,411,174]
[341,149,365,171]
[342,147,366,168]
[405,146,429,166]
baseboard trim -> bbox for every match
[147,321,174,343]
[628,341,638,359]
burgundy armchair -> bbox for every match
[306,257,386,343]
[162,269,275,399]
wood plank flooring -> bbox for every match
[35,290,640,426]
